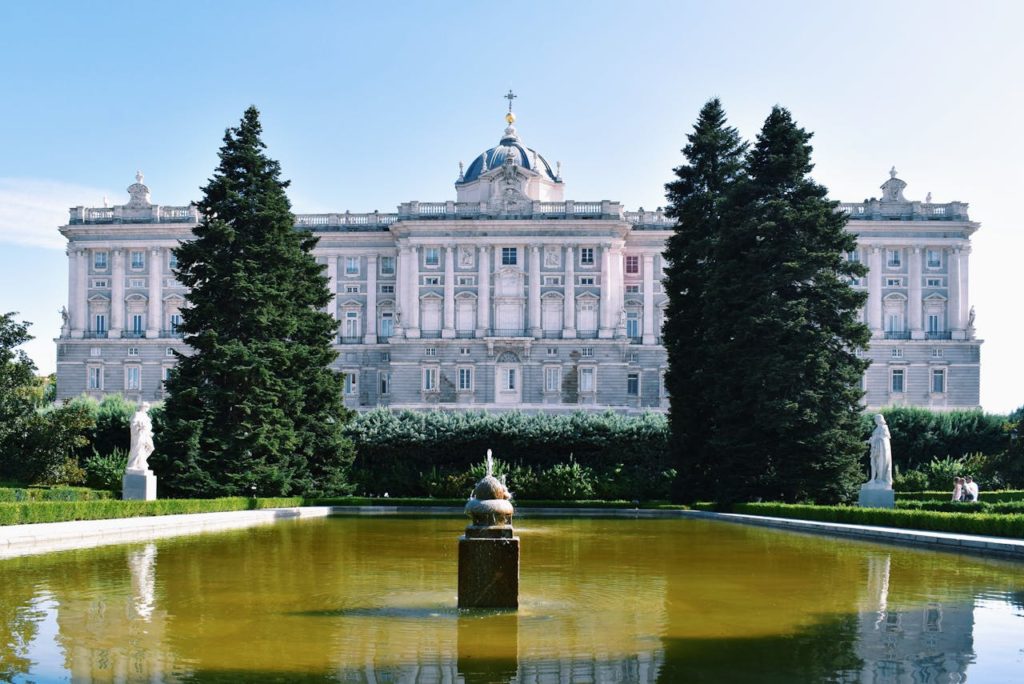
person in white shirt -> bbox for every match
[964,476,979,502]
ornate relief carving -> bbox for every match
[544,246,561,267]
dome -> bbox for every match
[459,124,559,184]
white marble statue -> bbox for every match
[867,414,893,487]
[126,402,155,472]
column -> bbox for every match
[109,249,125,338]
[407,246,420,337]
[364,255,378,344]
[476,245,490,336]
[395,246,408,336]
[642,254,656,345]
[598,243,613,338]
[75,249,88,335]
[563,246,575,338]
[147,247,162,338]
[867,246,883,336]
[909,247,923,339]
[960,247,970,334]
[325,256,338,320]
[68,248,83,337]
[609,244,625,337]
[442,246,455,338]
[948,246,962,335]
[528,245,541,338]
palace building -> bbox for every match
[54,107,982,411]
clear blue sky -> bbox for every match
[1,1,1021,412]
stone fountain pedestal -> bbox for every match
[458,524,519,609]
[458,451,519,609]
[858,482,894,509]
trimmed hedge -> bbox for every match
[0,486,114,503]
[897,490,1024,503]
[0,496,302,526]
[309,497,674,509]
[728,502,1024,539]
[897,499,1024,515]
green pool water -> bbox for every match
[1,515,1022,682]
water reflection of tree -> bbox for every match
[0,575,41,680]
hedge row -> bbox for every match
[0,497,303,526]
[727,502,1024,539]
[897,490,1024,503]
[0,486,115,502]
[309,497,672,509]
[896,500,1024,515]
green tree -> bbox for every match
[703,106,870,504]
[0,313,39,481]
[157,106,355,497]
[661,98,747,501]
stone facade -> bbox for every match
[55,122,981,412]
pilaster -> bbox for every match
[642,254,656,345]
[562,246,576,338]
[598,243,614,338]
[406,246,421,338]
[146,247,162,338]
[528,245,541,338]
[476,245,490,337]
[909,247,923,339]
[325,256,338,319]
[949,246,962,336]
[442,246,455,338]
[364,255,378,344]
[867,246,883,337]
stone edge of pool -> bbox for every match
[1,505,1022,562]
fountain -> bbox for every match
[458,450,519,609]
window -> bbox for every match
[931,369,945,393]
[94,314,107,334]
[380,284,395,294]
[380,312,394,338]
[162,366,171,384]
[165,347,175,357]
[627,351,639,363]
[578,276,595,286]
[458,367,473,391]
[579,367,595,392]
[343,311,360,338]
[92,279,109,288]
[545,366,560,392]
[345,256,359,276]
[891,368,905,393]
[626,312,640,338]
[460,347,471,356]
[344,372,358,395]
[422,276,440,286]
[87,366,102,390]
[625,284,640,294]
[886,249,901,268]
[425,347,437,357]
[891,348,904,359]
[886,278,902,287]
[424,247,440,267]
[457,276,475,286]
[927,314,940,334]
[130,251,145,270]
[93,251,108,270]
[501,247,517,266]
[127,346,139,356]
[854,349,864,358]
[125,366,141,391]
[380,351,390,362]
[503,367,516,391]
[625,255,639,275]
[627,372,640,396]
[169,314,182,333]
[131,314,144,334]
[423,367,438,391]
[581,347,594,358]
[380,256,395,276]
[926,278,942,287]
[90,347,102,357]
[579,247,594,266]
[927,250,942,268]
[344,285,360,294]
[542,276,562,286]
[931,348,943,359]
[129,278,145,288]
[847,250,861,263]
[168,252,179,269]
[547,347,558,357]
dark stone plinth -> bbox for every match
[458,536,520,609]
[859,484,895,509]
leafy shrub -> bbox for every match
[83,448,129,492]
[4,402,95,485]
[898,489,1024,503]
[729,502,1024,539]
[0,486,114,502]
[862,408,1010,471]
[894,467,928,491]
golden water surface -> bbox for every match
[1,515,1023,682]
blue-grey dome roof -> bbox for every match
[459,127,559,184]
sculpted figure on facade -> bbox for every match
[126,402,155,472]
[459,246,475,268]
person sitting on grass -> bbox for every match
[964,476,979,502]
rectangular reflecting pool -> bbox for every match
[1,515,1022,682]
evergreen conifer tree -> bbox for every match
[704,106,869,503]
[662,99,746,501]
[158,107,355,497]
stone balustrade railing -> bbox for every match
[838,200,970,221]
[70,205,201,224]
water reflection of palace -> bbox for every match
[855,554,973,683]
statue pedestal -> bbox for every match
[858,483,894,509]
[458,525,519,609]
[123,469,157,501]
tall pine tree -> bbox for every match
[704,106,869,504]
[662,99,746,501]
[158,107,355,497]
